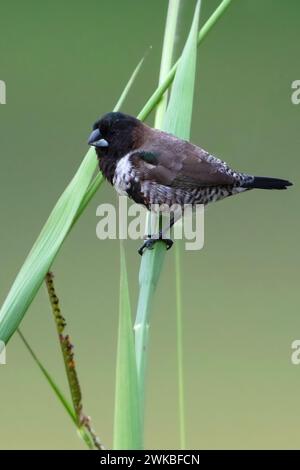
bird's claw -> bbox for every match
[138,235,173,256]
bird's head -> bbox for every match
[88,112,143,159]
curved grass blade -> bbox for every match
[17,329,95,450]
[174,244,185,449]
[138,0,233,122]
[155,0,181,128]
[134,0,202,445]
[113,242,142,450]
[161,0,203,448]
[114,56,146,112]
[0,58,146,345]
[0,148,97,344]
[134,0,181,427]
[164,3,202,447]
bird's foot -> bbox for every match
[138,234,173,256]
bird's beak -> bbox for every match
[88,129,109,148]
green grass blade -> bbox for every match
[164,0,202,450]
[134,0,181,429]
[137,0,233,122]
[175,243,185,449]
[17,329,76,424]
[0,58,145,345]
[163,1,200,137]
[134,0,201,446]
[0,148,97,344]
[155,0,181,128]
[113,242,142,450]
[17,329,95,450]
[114,56,145,112]
[134,243,167,408]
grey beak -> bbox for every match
[88,129,109,148]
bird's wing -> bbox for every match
[130,134,236,188]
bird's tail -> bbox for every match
[242,176,293,190]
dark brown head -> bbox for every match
[88,112,144,160]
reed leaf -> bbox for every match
[0,59,145,345]
[163,0,203,449]
[134,0,201,445]
[138,0,233,122]
[155,0,181,128]
[17,329,95,450]
[113,242,142,450]
[175,245,185,449]
[134,0,181,427]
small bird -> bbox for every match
[88,112,292,254]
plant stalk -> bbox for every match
[134,0,181,427]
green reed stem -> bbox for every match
[134,0,181,429]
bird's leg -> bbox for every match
[138,211,181,256]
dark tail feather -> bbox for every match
[243,176,293,190]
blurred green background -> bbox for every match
[0,0,299,450]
